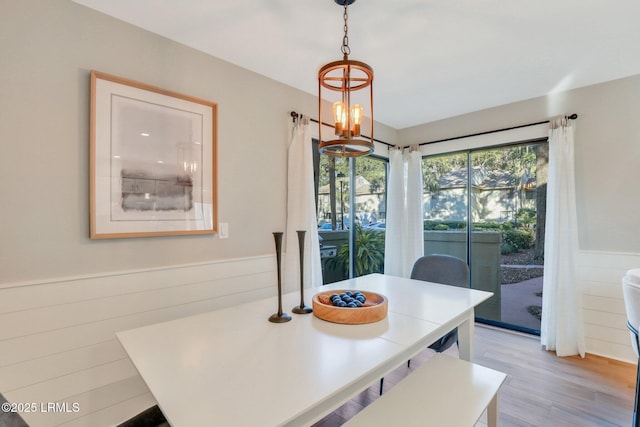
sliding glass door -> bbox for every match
[423,140,547,334]
[314,141,388,284]
[422,152,469,262]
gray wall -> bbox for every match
[0,0,396,284]
[399,75,640,253]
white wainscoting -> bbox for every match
[2,250,637,426]
[0,255,277,427]
[578,250,640,363]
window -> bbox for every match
[313,140,388,284]
[422,140,547,334]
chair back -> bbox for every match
[623,269,640,357]
[410,254,469,288]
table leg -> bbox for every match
[487,394,498,427]
[457,310,474,361]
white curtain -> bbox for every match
[405,150,425,273]
[384,149,424,277]
[541,116,585,357]
[385,149,405,276]
[284,117,323,291]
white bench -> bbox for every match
[344,354,507,427]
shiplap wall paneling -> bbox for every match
[578,251,640,363]
[0,256,276,427]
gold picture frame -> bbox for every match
[90,71,217,239]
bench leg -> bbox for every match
[487,394,498,427]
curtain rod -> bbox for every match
[290,111,394,148]
[417,113,578,147]
[291,111,578,149]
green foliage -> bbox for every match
[318,156,348,188]
[424,220,466,231]
[422,153,467,192]
[473,222,502,231]
[500,221,516,230]
[503,229,534,251]
[353,227,385,276]
[318,154,386,194]
[422,143,543,194]
[423,219,534,254]
[326,225,385,278]
[515,208,536,228]
[355,156,386,194]
[500,243,519,255]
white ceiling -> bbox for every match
[73,0,640,130]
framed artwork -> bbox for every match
[90,71,217,239]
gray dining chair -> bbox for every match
[411,254,470,353]
[379,254,470,394]
[622,268,640,427]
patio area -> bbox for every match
[501,273,543,331]
[499,249,544,331]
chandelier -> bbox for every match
[318,0,374,157]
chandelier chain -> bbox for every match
[341,2,350,56]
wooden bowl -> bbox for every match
[312,290,388,324]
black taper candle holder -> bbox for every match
[292,230,313,314]
[269,232,291,323]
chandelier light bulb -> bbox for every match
[351,104,363,136]
[333,101,347,135]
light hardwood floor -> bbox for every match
[312,325,637,426]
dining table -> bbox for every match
[117,273,493,427]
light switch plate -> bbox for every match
[219,223,229,239]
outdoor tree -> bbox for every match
[534,143,548,260]
[422,142,547,255]
[355,156,386,194]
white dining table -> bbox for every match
[117,273,492,427]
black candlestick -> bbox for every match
[269,232,291,323]
[292,230,313,314]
